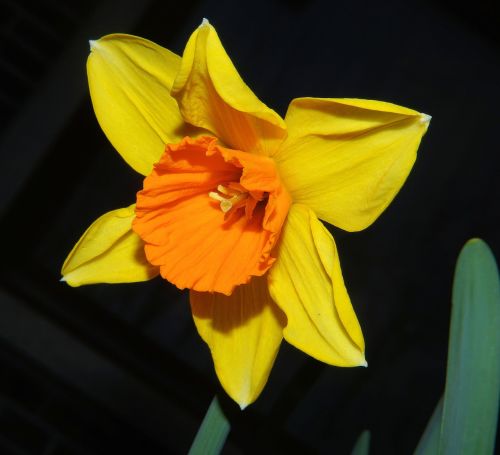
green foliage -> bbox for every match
[188,396,230,455]
[416,239,500,455]
[351,430,371,455]
[414,398,442,454]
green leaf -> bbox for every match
[351,430,370,455]
[414,397,442,455]
[188,396,230,455]
[439,239,500,454]
[414,239,500,455]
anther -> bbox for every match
[209,185,248,213]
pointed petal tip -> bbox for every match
[420,113,432,124]
[239,402,249,411]
[60,272,77,286]
[89,39,97,51]
[360,358,368,367]
[200,18,210,27]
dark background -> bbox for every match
[0,0,499,453]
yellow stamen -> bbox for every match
[209,185,248,213]
[217,184,238,196]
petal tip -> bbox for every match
[89,39,97,51]
[60,272,79,287]
[61,271,78,286]
[200,18,210,28]
[419,113,432,124]
[360,358,368,367]
[239,402,249,411]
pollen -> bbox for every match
[209,184,248,213]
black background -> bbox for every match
[1,0,499,454]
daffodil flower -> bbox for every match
[61,20,430,408]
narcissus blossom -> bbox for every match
[61,20,430,408]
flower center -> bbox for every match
[133,136,292,295]
[209,184,249,214]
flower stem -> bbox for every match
[188,396,230,455]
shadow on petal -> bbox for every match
[190,275,286,334]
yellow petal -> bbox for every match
[88,34,192,176]
[268,204,366,366]
[190,276,285,408]
[275,98,430,231]
[171,20,286,155]
[61,205,158,286]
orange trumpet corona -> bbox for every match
[133,136,292,295]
